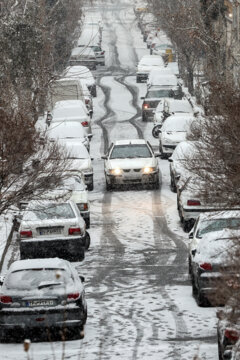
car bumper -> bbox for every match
[106,171,158,186]
[0,306,85,331]
[137,73,148,82]
[20,236,85,260]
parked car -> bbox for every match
[47,121,90,151]
[0,258,87,341]
[50,100,92,136]
[60,140,94,191]
[136,55,164,83]
[63,65,97,97]
[152,43,175,57]
[141,86,181,121]
[190,230,239,306]
[79,81,93,116]
[168,140,197,192]
[147,68,174,87]
[147,73,179,89]
[19,200,87,261]
[159,114,195,158]
[48,78,85,111]
[102,139,160,190]
[69,47,97,70]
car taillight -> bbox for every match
[78,203,88,211]
[67,293,80,301]
[143,103,149,109]
[81,121,89,127]
[20,230,32,238]
[69,227,81,235]
[0,295,12,304]
[199,263,212,271]
[85,99,90,104]
[187,200,201,206]
[225,329,239,342]
[101,51,105,55]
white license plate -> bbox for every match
[26,300,55,307]
[39,228,62,236]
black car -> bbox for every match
[0,258,87,341]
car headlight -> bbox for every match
[143,167,156,174]
[109,168,122,175]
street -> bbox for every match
[0,1,218,359]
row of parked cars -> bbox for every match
[135,14,240,359]
[0,16,105,343]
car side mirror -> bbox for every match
[79,275,85,283]
[189,232,193,239]
[191,249,196,257]
[101,155,107,160]
[168,157,173,162]
[88,134,93,139]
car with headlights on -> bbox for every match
[102,139,160,190]
[19,200,87,261]
[0,258,87,341]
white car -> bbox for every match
[47,121,90,151]
[63,65,96,97]
[147,73,178,88]
[69,46,97,70]
[136,55,164,83]
[60,139,94,191]
[159,113,195,158]
[19,200,87,261]
[51,100,92,136]
[152,43,174,56]
[147,68,174,87]
[102,139,160,190]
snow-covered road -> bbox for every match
[0,1,218,359]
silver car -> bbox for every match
[0,258,87,341]
[19,200,87,261]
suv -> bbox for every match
[141,85,183,121]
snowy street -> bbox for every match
[0,1,218,359]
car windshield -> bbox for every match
[110,144,152,159]
[28,203,75,220]
[146,89,173,98]
[197,218,240,237]
[6,268,71,290]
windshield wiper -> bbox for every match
[38,281,63,290]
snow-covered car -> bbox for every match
[136,55,164,83]
[102,139,160,190]
[63,65,97,97]
[60,139,94,191]
[188,210,240,277]
[51,100,92,136]
[47,121,90,152]
[147,68,174,87]
[141,86,182,122]
[147,73,179,89]
[153,98,193,125]
[19,200,87,261]
[151,43,175,57]
[190,231,240,306]
[159,114,195,158]
[69,46,97,70]
[168,140,198,192]
[0,258,87,341]
[165,61,179,77]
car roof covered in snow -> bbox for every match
[198,210,240,222]
[8,258,70,273]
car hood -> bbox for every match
[162,131,187,143]
[138,65,161,73]
[106,158,156,169]
[70,158,92,171]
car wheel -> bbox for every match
[136,76,140,83]
[91,87,97,97]
[183,219,192,232]
[152,124,162,138]
[188,257,192,276]
[196,286,208,307]
[170,176,177,193]
[88,182,94,191]
[106,180,112,191]
[83,306,88,325]
[153,176,160,190]
[85,217,90,229]
[84,231,90,250]
[217,336,223,360]
[142,113,147,122]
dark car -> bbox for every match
[141,85,183,121]
[0,258,87,341]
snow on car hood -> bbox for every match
[162,131,187,144]
[70,158,92,171]
[137,64,162,73]
[107,158,156,169]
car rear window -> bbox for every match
[6,268,71,290]
[110,144,152,159]
[197,218,240,237]
[28,203,75,220]
[146,89,173,98]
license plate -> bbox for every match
[39,227,62,236]
[26,300,55,307]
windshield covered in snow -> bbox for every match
[197,218,240,237]
[110,144,152,159]
[5,268,71,290]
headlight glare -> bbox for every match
[143,167,155,174]
[109,168,122,175]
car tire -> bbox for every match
[88,182,94,191]
[106,181,112,191]
[152,124,162,138]
[136,76,140,83]
[183,219,192,232]
[91,86,97,97]
[84,231,90,250]
[85,217,90,229]
[142,113,147,122]
[153,176,160,190]
[196,286,208,307]
[170,176,177,193]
